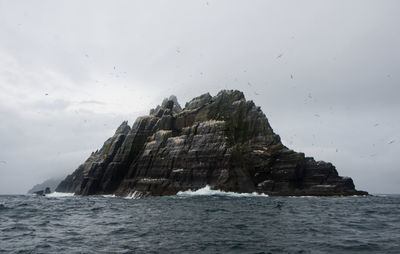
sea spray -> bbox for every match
[176,185,269,197]
[45,192,75,198]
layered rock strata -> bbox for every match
[56,90,367,196]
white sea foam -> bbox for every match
[102,194,116,198]
[124,191,143,199]
[45,192,75,198]
[176,185,268,197]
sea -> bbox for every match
[1,187,399,254]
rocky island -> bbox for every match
[56,90,367,197]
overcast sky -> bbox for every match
[0,0,399,194]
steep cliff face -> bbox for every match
[56,90,367,196]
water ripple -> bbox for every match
[0,194,399,253]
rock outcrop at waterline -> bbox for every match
[56,90,367,196]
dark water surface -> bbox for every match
[1,192,399,253]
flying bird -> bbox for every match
[374,123,379,127]
[388,140,396,145]
[290,74,293,79]
[45,93,48,96]
[276,53,283,59]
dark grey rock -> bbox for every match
[184,92,212,110]
[56,90,367,196]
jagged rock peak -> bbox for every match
[150,95,182,116]
[214,89,245,101]
[184,92,212,110]
[115,121,131,135]
[182,90,246,111]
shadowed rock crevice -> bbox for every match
[56,90,367,196]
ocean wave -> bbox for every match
[176,185,268,197]
[288,196,318,198]
[0,193,397,253]
[45,192,75,198]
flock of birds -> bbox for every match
[35,48,396,165]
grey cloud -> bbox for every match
[79,100,106,105]
[30,99,72,112]
[0,0,399,194]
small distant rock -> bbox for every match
[28,178,63,194]
[34,190,44,196]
